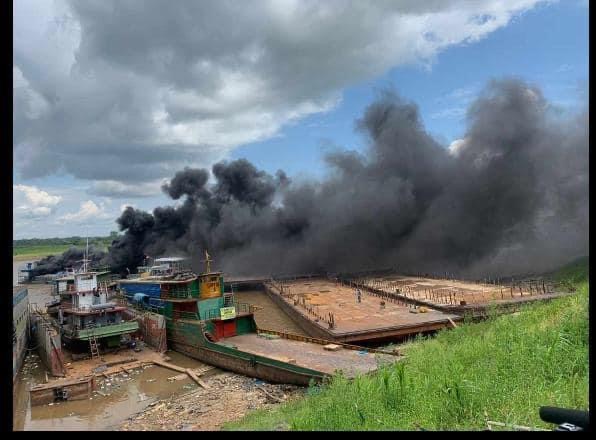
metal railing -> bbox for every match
[171,310,200,320]
[71,320,139,338]
[256,328,401,357]
[205,302,254,320]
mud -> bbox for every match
[13,350,213,430]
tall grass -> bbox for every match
[226,260,589,431]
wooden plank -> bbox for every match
[167,366,215,381]
[186,368,209,389]
[447,318,458,328]
[29,375,94,391]
[152,359,187,373]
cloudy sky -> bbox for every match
[13,0,588,239]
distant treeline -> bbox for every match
[14,232,119,248]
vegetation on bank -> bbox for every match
[13,233,118,258]
[225,259,589,431]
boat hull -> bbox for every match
[170,340,325,386]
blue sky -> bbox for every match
[231,0,588,179]
[13,0,588,239]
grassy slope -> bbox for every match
[226,259,589,431]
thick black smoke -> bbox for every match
[32,246,108,276]
[105,79,587,278]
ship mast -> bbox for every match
[203,250,212,273]
[84,236,89,272]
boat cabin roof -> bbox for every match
[154,257,188,263]
[198,272,222,278]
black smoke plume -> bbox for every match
[104,78,588,278]
[32,246,108,276]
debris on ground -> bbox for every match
[118,374,303,431]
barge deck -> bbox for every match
[217,333,390,377]
[264,278,461,343]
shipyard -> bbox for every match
[12,0,588,432]
[13,249,579,430]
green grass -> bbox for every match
[225,259,589,431]
[552,256,589,288]
[13,244,76,259]
[13,244,109,259]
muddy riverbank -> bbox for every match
[13,288,307,430]
[13,350,213,430]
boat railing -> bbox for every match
[205,302,255,320]
[72,319,132,331]
[171,310,200,320]
[63,303,121,314]
[256,328,401,357]
[160,290,196,300]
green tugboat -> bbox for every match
[119,252,398,385]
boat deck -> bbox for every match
[355,274,559,306]
[265,279,460,342]
[218,333,393,377]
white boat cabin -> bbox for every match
[71,272,109,309]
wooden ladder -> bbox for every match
[88,327,100,359]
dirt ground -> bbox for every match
[118,372,303,431]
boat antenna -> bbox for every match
[203,250,212,273]
[84,235,89,272]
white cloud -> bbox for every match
[58,200,109,223]
[13,184,62,206]
[13,0,545,184]
[430,107,466,120]
[120,203,136,212]
[13,184,62,220]
[89,180,164,198]
[448,138,468,156]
